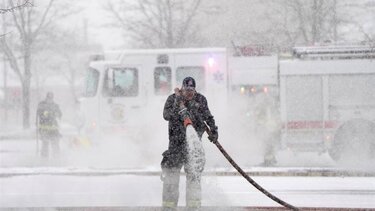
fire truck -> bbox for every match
[280,45,375,162]
[79,48,228,143]
[79,45,375,164]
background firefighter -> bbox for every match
[36,92,62,158]
[253,93,281,166]
[161,77,218,211]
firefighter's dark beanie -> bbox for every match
[182,77,196,89]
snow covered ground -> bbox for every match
[1,137,374,209]
[0,173,374,209]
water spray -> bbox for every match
[181,108,205,175]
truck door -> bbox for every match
[81,67,101,133]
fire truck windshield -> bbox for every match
[103,67,139,97]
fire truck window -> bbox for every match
[154,67,172,95]
[176,66,205,92]
[85,68,99,97]
[104,68,139,97]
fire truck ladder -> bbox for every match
[293,45,375,59]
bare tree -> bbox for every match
[105,0,203,48]
[256,0,349,50]
[0,0,32,14]
[0,0,61,129]
[347,1,375,47]
[0,1,33,38]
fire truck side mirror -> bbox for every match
[89,54,105,61]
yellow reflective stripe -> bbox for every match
[162,201,177,208]
[38,125,58,130]
[187,200,201,208]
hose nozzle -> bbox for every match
[184,118,192,127]
[179,107,192,127]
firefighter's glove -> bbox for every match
[179,107,192,127]
[208,126,218,143]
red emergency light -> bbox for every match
[250,87,256,93]
[208,57,215,68]
[263,86,268,93]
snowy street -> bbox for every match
[1,137,375,210]
[1,170,375,209]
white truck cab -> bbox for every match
[80,48,228,142]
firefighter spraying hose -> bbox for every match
[161,77,217,210]
[161,77,297,210]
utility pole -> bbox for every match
[83,18,88,46]
[2,56,7,123]
[2,11,8,125]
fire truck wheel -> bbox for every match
[329,119,375,163]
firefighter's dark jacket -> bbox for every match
[37,100,62,133]
[162,92,216,168]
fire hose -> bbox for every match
[204,124,299,211]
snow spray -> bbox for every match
[185,125,205,175]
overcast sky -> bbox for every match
[73,0,123,50]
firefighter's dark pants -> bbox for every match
[162,156,203,211]
[39,128,60,158]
